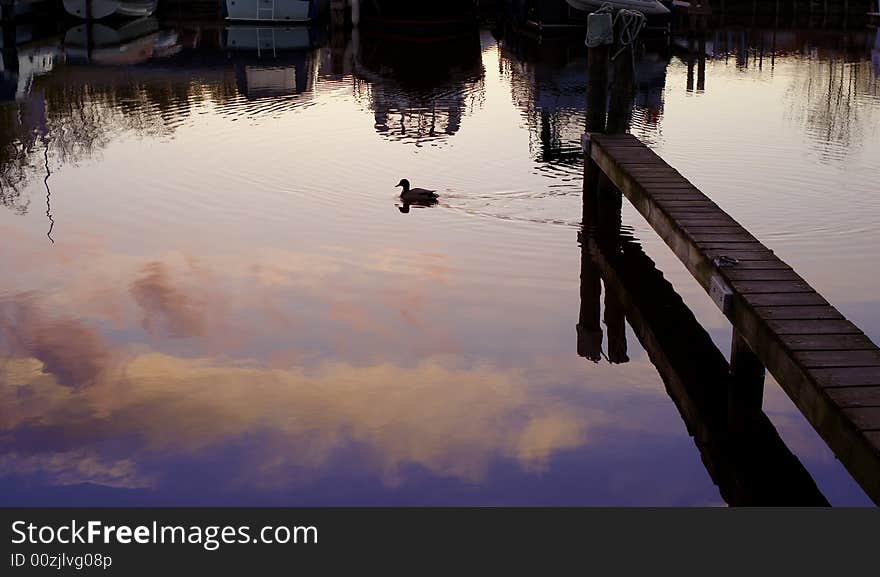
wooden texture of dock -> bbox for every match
[586,132,880,504]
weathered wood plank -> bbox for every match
[730,280,814,294]
[868,431,880,452]
[794,350,880,368]
[720,260,792,270]
[825,387,880,408]
[780,333,877,351]
[681,226,746,234]
[704,249,784,262]
[766,319,863,335]
[843,407,880,431]
[656,199,719,207]
[755,306,843,319]
[690,233,760,243]
[723,269,804,281]
[674,216,740,225]
[666,209,729,217]
[642,181,707,189]
[647,195,709,203]
[649,193,707,201]
[814,368,880,388]
[698,243,771,252]
[742,292,828,306]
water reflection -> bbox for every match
[352,27,484,145]
[397,197,438,214]
[223,26,317,99]
[581,175,827,505]
[499,26,667,174]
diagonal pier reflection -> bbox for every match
[579,178,828,506]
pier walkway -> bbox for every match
[584,132,880,504]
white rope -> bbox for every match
[592,3,647,62]
[611,8,647,62]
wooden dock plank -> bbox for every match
[825,387,880,408]
[794,350,880,368]
[704,249,785,262]
[813,367,880,388]
[766,319,863,335]
[588,132,880,504]
[742,293,828,306]
[723,269,804,281]
[720,261,793,270]
[843,407,880,431]
[755,306,843,320]
[681,226,747,234]
[781,334,877,351]
[730,280,814,294]
[690,233,761,243]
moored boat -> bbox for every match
[224,0,313,23]
[62,0,158,19]
[565,0,670,16]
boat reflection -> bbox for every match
[63,18,179,65]
[352,26,484,145]
[62,0,158,19]
[222,25,318,98]
[499,24,668,167]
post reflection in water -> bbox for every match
[0,9,878,506]
[579,175,828,505]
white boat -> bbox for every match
[565,0,670,16]
[225,0,312,22]
[62,0,158,18]
[62,19,179,66]
[224,26,311,52]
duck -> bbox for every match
[396,178,438,202]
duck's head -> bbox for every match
[395,178,410,192]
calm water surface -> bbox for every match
[1,19,878,505]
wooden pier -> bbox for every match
[584,132,880,504]
[580,188,828,505]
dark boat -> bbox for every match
[358,0,478,29]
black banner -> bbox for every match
[2,508,878,574]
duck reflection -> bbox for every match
[397,198,438,213]
[352,25,484,145]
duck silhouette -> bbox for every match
[396,178,438,202]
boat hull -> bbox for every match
[224,0,312,22]
[359,0,477,26]
[62,0,158,19]
[565,0,670,16]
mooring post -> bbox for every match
[728,329,766,432]
[350,0,360,27]
[583,10,612,201]
[606,47,635,134]
[697,31,706,91]
[598,177,629,364]
[579,13,612,364]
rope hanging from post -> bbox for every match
[611,8,647,62]
[588,3,647,62]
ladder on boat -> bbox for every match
[256,28,277,58]
[257,0,274,21]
